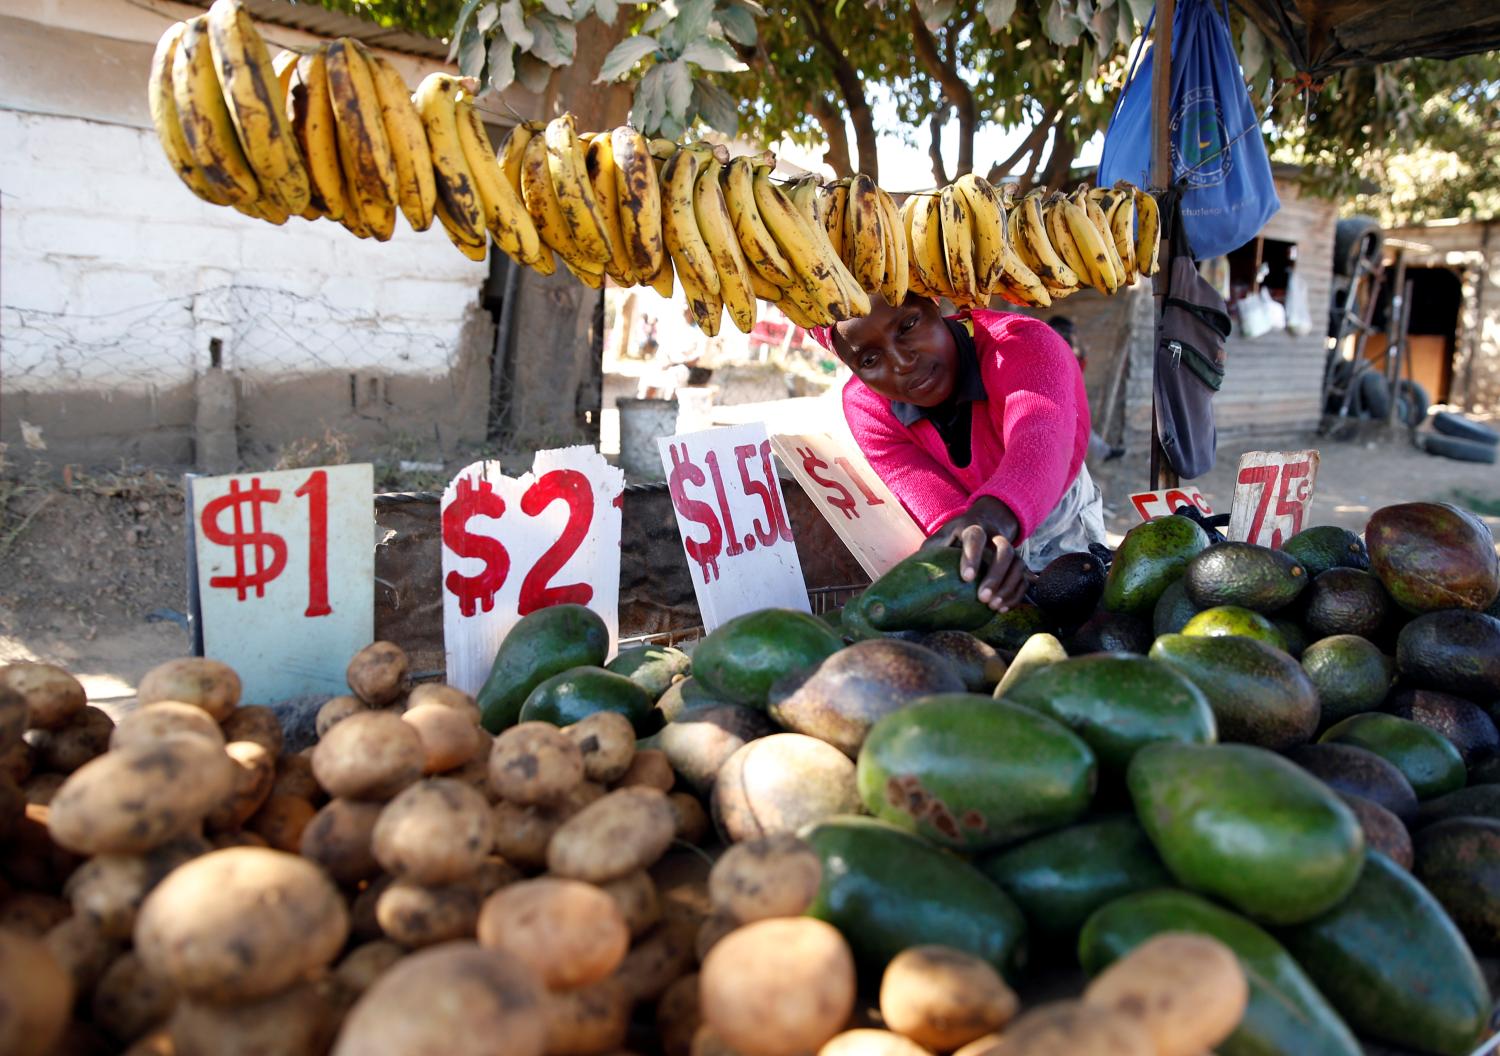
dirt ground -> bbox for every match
[0,421,1494,710]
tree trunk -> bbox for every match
[1038,128,1078,191]
[802,0,879,180]
[908,4,976,177]
[988,106,1062,184]
[928,106,949,187]
[813,97,855,178]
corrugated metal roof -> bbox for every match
[185,0,452,58]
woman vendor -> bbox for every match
[811,292,1106,615]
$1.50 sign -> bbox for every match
[1226,449,1321,548]
[659,423,810,631]
[770,431,923,579]
[440,447,623,695]
[189,463,373,704]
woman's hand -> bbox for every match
[922,496,1032,612]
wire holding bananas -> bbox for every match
[148,3,1158,336]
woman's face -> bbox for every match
[832,294,956,407]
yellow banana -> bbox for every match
[787,176,869,317]
[780,272,836,327]
[907,193,948,300]
[271,48,300,105]
[544,114,613,267]
[846,175,887,293]
[679,261,723,337]
[660,146,721,298]
[1044,193,1095,291]
[584,132,635,283]
[413,73,487,248]
[523,127,605,274]
[1135,187,1161,277]
[646,255,674,299]
[1073,186,1124,292]
[952,174,1007,295]
[1054,192,1113,294]
[876,188,909,307]
[996,229,1051,307]
[648,138,678,161]
[434,196,488,260]
[1103,184,1137,280]
[499,122,534,200]
[457,99,544,266]
[694,158,757,334]
[1016,190,1079,296]
[563,257,606,289]
[610,126,665,282]
[287,48,347,221]
[723,157,796,289]
[205,0,309,214]
[148,22,234,207]
[746,269,783,303]
[171,16,260,206]
[752,168,852,321]
[939,185,981,307]
[820,179,851,266]
[234,197,288,224]
[362,50,435,232]
[900,197,934,299]
[326,38,396,240]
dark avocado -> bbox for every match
[1335,791,1412,869]
[1184,542,1308,613]
[1366,501,1500,613]
[1396,609,1500,700]
[1066,609,1153,655]
[1152,578,1202,637]
[1282,524,1370,577]
[916,630,1002,691]
[1272,617,1308,659]
[1387,688,1500,764]
[1300,634,1394,727]
[1416,783,1500,828]
[972,603,1052,654]
[1302,568,1390,640]
[1413,816,1500,953]
[1030,550,1107,628]
[1319,712,1467,800]
[1283,742,1420,822]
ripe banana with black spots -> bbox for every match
[951,174,1005,295]
[753,168,848,323]
[939,184,980,307]
[413,73,486,249]
[646,255,674,299]
[326,38,396,240]
[609,127,664,282]
[499,123,554,275]
[583,132,635,283]
[171,16,260,206]
[1073,186,1124,292]
[1005,187,1078,298]
[722,157,796,290]
[820,179,851,266]
[1135,186,1161,277]
[365,49,435,232]
[434,196,488,260]
[1100,183,1137,280]
[206,0,310,214]
[875,187,908,306]
[149,21,234,206]
[521,128,602,279]
[846,175,887,293]
[694,157,757,333]
[661,145,721,300]
[746,269,783,304]
[786,176,868,317]
[1051,191,1113,294]
[906,193,947,299]
[457,99,544,267]
[286,48,346,221]
[544,114,613,267]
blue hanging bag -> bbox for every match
[1097,0,1279,260]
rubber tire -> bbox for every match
[1357,371,1390,419]
[1421,431,1499,464]
[1432,410,1499,445]
[1334,216,1384,278]
[1392,379,1430,426]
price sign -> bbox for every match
[1128,486,1214,521]
[659,423,810,631]
[440,447,623,695]
[770,431,924,579]
[1226,449,1321,548]
[190,463,373,704]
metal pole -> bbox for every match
[1150,0,1178,491]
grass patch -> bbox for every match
[1451,489,1500,517]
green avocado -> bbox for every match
[858,548,993,633]
[476,604,609,732]
[1127,742,1365,925]
[1299,634,1394,728]
[605,644,691,700]
[1152,577,1202,637]
[655,676,727,723]
[1101,516,1210,616]
[971,603,1051,654]
[692,608,843,708]
[518,665,660,735]
[1302,568,1390,640]
[1319,712,1466,800]
[1282,524,1370,578]
[1185,542,1308,613]
[1271,617,1308,659]
[1413,816,1500,954]
[1180,605,1285,647]
[1149,634,1319,750]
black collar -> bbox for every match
[889,317,985,426]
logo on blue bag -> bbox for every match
[1170,86,1231,188]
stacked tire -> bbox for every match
[1423,411,1499,464]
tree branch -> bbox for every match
[987,104,1062,184]
[800,0,879,180]
[813,97,854,178]
[928,105,950,186]
[908,4,975,176]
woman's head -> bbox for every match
[821,292,956,407]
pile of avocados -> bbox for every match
[472,500,1500,1056]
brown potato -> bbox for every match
[985,1002,1154,1056]
[599,870,661,939]
[700,917,856,1056]
[6,801,83,892]
[0,891,72,936]
[712,734,859,844]
[375,878,483,947]
[346,642,409,707]
[349,875,394,943]
[111,702,224,751]
[478,878,629,989]
[950,1035,1003,1056]
[49,735,235,855]
[563,712,636,784]
[403,703,481,774]
[29,705,115,773]
[210,829,267,849]
[670,792,710,844]
[0,928,74,1056]
[490,722,585,805]
[695,909,738,964]
[819,1031,935,1056]
[708,835,823,924]
[657,973,703,1056]
[137,658,241,722]
[0,683,27,746]
[0,773,21,840]
[474,856,524,895]
[0,661,86,730]
[614,921,695,1004]
[312,711,424,800]
[1082,934,1248,1056]
[879,946,1018,1052]
[44,914,121,994]
[122,1030,174,1056]
[406,683,480,720]
[651,851,715,942]
[135,847,349,1003]
[331,942,546,1056]
[543,976,632,1056]
[205,741,275,832]
[450,730,498,801]
[317,695,367,739]
[617,748,674,791]
[21,770,63,806]
[299,798,384,886]
[169,981,334,1056]
[272,750,323,802]
[66,836,206,940]
[372,778,493,884]
[91,952,176,1044]
[247,794,318,852]
[0,738,33,784]
[333,941,405,996]
[548,786,677,883]
[219,705,284,758]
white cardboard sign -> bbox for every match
[191,463,374,704]
[658,423,810,631]
[770,431,924,579]
[1226,449,1321,549]
[1128,486,1214,521]
[441,447,623,695]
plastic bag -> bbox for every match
[1285,270,1312,335]
[1098,0,1280,260]
[1237,288,1281,339]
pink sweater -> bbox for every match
[841,310,1091,541]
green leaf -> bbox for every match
[643,1,676,33]
[540,0,573,18]
[982,0,1016,31]
[447,0,486,61]
[662,58,694,123]
[516,50,554,92]
[731,0,767,17]
[1044,0,1084,47]
[595,0,621,25]
[488,36,516,92]
[458,24,487,77]
[572,0,593,17]
[715,4,758,45]
[693,78,739,136]
[661,0,715,55]
[500,0,533,49]
[659,111,685,140]
[476,2,500,32]
[681,39,747,73]
[1240,20,1267,85]
[1123,0,1152,29]
[920,0,957,29]
[1089,2,1116,50]
[527,12,577,65]
[596,36,661,83]
[632,63,669,133]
